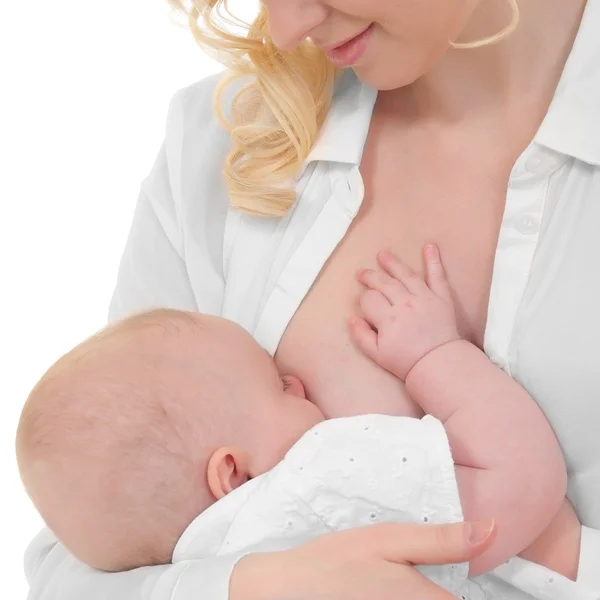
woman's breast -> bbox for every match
[274,171,505,419]
[275,291,423,419]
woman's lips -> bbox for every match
[325,24,374,68]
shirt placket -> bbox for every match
[483,143,567,373]
[253,165,364,355]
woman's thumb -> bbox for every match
[374,519,496,566]
[464,519,497,552]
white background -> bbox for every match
[1,0,258,596]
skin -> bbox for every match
[266,0,481,90]
[351,247,576,577]
[263,0,584,102]
[189,317,326,498]
[233,0,588,598]
[215,249,575,577]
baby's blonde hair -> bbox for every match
[16,309,214,571]
[168,0,519,218]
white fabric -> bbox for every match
[174,414,467,596]
[23,1,600,598]
[172,414,600,600]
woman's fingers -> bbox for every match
[379,564,459,600]
[377,251,428,295]
[348,316,378,360]
[357,268,408,304]
[361,519,496,566]
[424,244,452,300]
[233,520,496,600]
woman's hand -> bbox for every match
[230,519,496,600]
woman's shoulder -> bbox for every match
[166,70,233,152]
[160,71,244,213]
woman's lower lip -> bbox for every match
[325,25,373,68]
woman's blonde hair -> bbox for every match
[168,0,519,217]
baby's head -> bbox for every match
[16,309,323,572]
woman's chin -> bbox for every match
[350,44,450,92]
[351,63,422,92]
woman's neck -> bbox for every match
[383,0,588,124]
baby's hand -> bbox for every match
[350,245,460,381]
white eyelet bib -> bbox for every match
[173,415,596,599]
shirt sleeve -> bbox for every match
[108,72,229,323]
[107,168,200,322]
[577,525,600,592]
[24,528,247,600]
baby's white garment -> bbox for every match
[173,415,595,600]
[174,414,466,594]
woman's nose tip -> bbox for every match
[264,3,326,51]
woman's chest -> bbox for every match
[275,132,513,418]
[217,131,600,515]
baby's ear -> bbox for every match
[206,447,251,500]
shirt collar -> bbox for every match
[300,0,600,176]
[535,0,600,166]
[298,69,377,177]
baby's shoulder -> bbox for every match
[282,414,449,471]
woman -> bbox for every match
[24,0,600,598]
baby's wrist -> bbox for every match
[405,338,466,383]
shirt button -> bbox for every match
[516,216,540,235]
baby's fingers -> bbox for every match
[357,268,408,304]
[377,251,428,295]
[424,245,451,300]
[360,289,391,331]
[349,316,378,360]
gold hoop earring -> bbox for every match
[451,0,520,50]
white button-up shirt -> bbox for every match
[24,1,600,599]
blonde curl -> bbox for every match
[168,0,519,217]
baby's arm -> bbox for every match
[350,246,568,576]
[405,335,567,575]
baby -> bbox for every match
[16,247,577,591]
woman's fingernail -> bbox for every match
[467,519,495,546]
